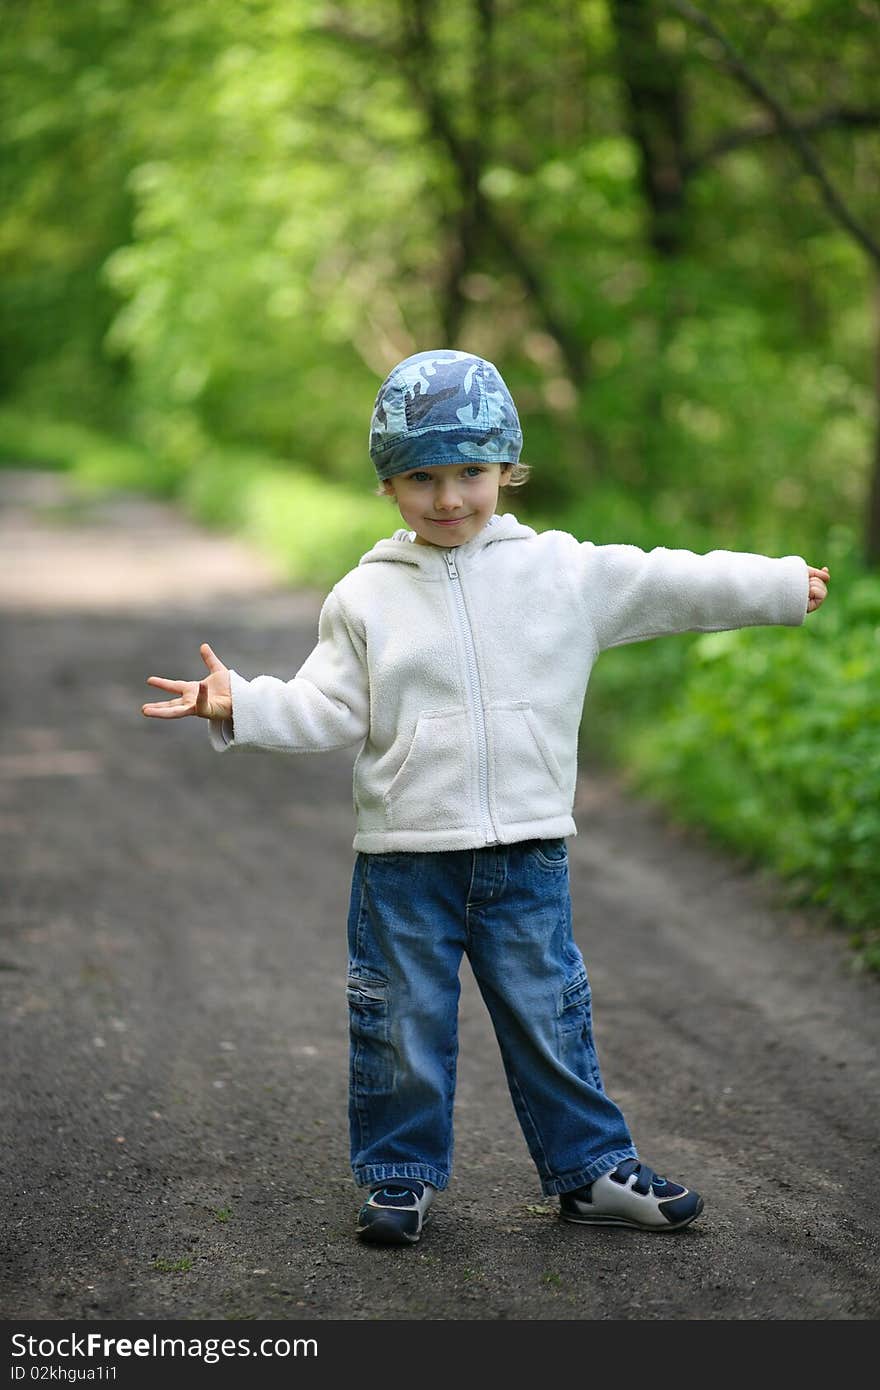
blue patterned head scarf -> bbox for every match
[369,349,523,480]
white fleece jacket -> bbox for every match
[210,513,809,852]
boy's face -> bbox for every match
[382,462,513,548]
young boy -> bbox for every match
[143,349,829,1246]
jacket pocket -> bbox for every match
[383,708,472,831]
[489,700,568,822]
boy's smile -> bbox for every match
[382,462,513,547]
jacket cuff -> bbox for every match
[208,667,246,751]
[779,556,810,625]
[208,717,234,751]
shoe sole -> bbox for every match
[560,1195,704,1232]
[356,1213,428,1246]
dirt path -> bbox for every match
[1,470,878,1322]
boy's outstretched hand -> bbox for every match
[806,565,830,614]
[142,643,232,721]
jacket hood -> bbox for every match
[359,512,535,568]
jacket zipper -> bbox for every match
[444,548,496,844]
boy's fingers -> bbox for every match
[142,702,191,718]
[146,676,185,692]
[200,643,224,671]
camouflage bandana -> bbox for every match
[369,349,523,481]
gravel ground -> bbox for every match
[1,471,878,1327]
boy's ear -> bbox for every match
[499,464,514,487]
[380,479,396,496]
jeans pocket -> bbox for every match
[558,968,590,1032]
[347,973,394,1093]
[529,838,569,869]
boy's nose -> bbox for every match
[434,484,463,511]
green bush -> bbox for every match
[0,406,393,589]
[184,459,391,589]
[0,407,177,494]
[588,564,880,970]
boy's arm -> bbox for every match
[215,590,369,753]
[577,543,815,653]
[143,590,370,753]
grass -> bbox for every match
[0,405,392,588]
[183,458,392,588]
[0,406,177,494]
[153,1256,193,1274]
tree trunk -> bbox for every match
[609,0,689,257]
[404,0,589,390]
[439,0,493,344]
[866,276,880,568]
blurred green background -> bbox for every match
[2,0,879,961]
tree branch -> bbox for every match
[312,5,589,385]
[403,0,588,383]
[666,0,880,266]
[686,105,880,176]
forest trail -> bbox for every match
[1,470,877,1322]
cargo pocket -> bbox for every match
[346,973,394,1094]
[556,969,603,1091]
[383,708,471,831]
[489,701,568,824]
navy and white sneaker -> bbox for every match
[559,1159,704,1231]
[356,1181,436,1245]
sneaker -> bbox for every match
[356,1180,436,1245]
[559,1159,703,1231]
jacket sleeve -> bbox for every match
[577,542,810,654]
[208,589,369,753]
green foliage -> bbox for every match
[0,405,392,587]
[182,448,392,587]
[588,560,880,967]
[0,406,175,493]
[2,0,875,535]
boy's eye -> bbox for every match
[404,466,484,482]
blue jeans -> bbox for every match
[346,840,637,1196]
